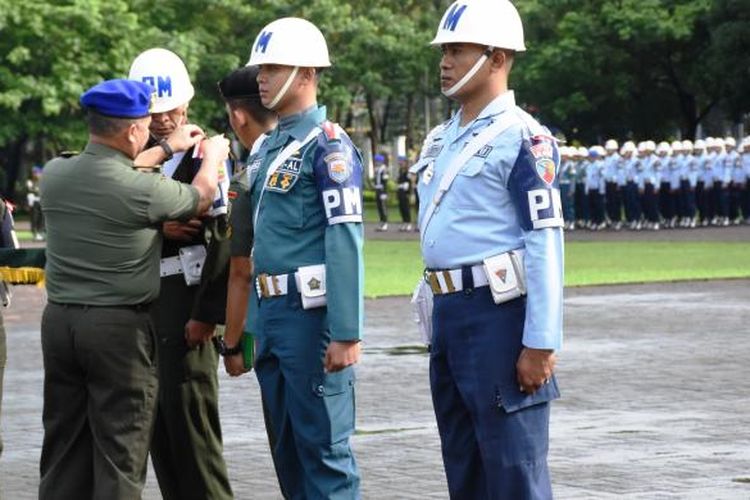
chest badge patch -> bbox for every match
[266,156,302,193]
[422,162,435,185]
[325,152,351,184]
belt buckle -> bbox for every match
[426,271,442,295]
[257,273,270,298]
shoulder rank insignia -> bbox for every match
[321,121,341,142]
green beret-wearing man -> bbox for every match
[38,79,227,500]
[246,17,364,499]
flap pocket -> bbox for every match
[496,376,560,414]
[311,369,356,397]
[458,159,484,177]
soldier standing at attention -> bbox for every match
[216,65,278,376]
[373,153,390,231]
[246,17,364,498]
[396,155,414,232]
[128,47,234,500]
[413,1,562,497]
[39,79,225,499]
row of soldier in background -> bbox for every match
[560,137,750,231]
[371,153,419,232]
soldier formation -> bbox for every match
[559,137,750,231]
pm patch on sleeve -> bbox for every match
[508,135,564,231]
[313,135,364,225]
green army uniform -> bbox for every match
[149,145,233,500]
[248,106,364,498]
[39,142,200,500]
[228,167,253,257]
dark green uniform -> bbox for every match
[39,142,200,499]
[150,146,233,500]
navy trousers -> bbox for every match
[430,275,559,500]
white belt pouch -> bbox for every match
[410,279,434,345]
[179,245,207,286]
[294,264,327,310]
[482,250,527,305]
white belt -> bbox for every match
[424,264,488,295]
[256,273,290,298]
[159,255,183,278]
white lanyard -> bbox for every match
[420,112,518,245]
[253,127,322,228]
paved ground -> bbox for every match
[1,279,749,499]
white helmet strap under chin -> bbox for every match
[268,66,300,109]
[442,47,494,98]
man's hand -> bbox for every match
[224,352,247,377]
[516,347,556,394]
[201,134,231,164]
[184,319,216,349]
[162,219,202,242]
[324,341,361,373]
[166,124,205,153]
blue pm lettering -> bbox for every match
[443,4,467,31]
[140,76,172,97]
[255,31,273,53]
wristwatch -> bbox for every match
[158,138,174,161]
[216,337,242,357]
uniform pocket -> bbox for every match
[310,368,356,444]
[457,158,484,177]
[496,376,560,414]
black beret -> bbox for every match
[218,66,261,101]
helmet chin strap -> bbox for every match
[267,66,300,109]
[442,47,495,98]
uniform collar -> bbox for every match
[83,142,133,167]
[273,105,327,143]
[455,90,516,127]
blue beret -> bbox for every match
[80,79,153,118]
[374,154,385,163]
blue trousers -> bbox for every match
[254,280,360,500]
[430,275,559,500]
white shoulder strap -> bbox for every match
[249,133,268,156]
[420,111,518,244]
[253,127,322,228]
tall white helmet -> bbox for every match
[656,141,672,155]
[128,48,194,114]
[605,139,619,151]
[247,17,331,68]
[431,0,526,52]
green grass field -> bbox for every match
[363,240,750,298]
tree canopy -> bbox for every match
[1,0,747,198]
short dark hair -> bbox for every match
[227,97,276,126]
[86,110,138,137]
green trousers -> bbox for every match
[39,302,158,500]
[150,276,232,500]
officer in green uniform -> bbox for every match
[38,79,226,500]
[246,18,364,499]
[129,48,234,500]
[216,65,277,375]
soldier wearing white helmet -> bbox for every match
[667,141,684,227]
[619,141,640,229]
[655,141,674,227]
[603,139,622,229]
[414,1,562,497]
[586,146,607,229]
[640,141,660,230]
[723,137,743,224]
[692,139,713,225]
[678,140,697,227]
[128,48,235,500]
[246,17,364,498]
[574,145,590,227]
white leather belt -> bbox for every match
[424,264,488,295]
[256,273,290,298]
[160,255,183,278]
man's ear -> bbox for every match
[126,123,139,144]
[299,67,317,84]
[489,49,507,72]
[231,107,248,128]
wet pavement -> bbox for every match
[1,279,750,499]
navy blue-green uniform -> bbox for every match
[247,106,363,499]
[39,142,200,499]
[150,144,233,500]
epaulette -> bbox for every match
[132,165,162,174]
[58,150,79,158]
[321,121,342,142]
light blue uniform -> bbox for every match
[414,91,562,499]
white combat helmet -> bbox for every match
[247,17,331,109]
[656,141,672,155]
[247,17,331,68]
[605,139,619,151]
[620,141,636,156]
[724,136,736,148]
[431,0,525,97]
[681,139,693,151]
[671,141,683,152]
[693,139,706,152]
[128,48,194,114]
[577,146,588,158]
